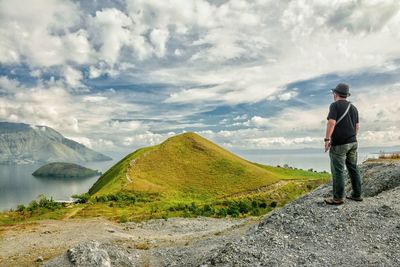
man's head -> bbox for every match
[331,83,351,100]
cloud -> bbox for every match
[248,116,270,128]
[63,66,84,88]
[150,28,170,57]
[0,0,90,67]
[0,0,399,152]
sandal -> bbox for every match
[346,195,363,202]
[324,197,344,205]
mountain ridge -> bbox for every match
[0,121,111,164]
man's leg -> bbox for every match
[345,142,362,198]
[329,144,347,200]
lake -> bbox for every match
[0,146,393,211]
[0,159,120,211]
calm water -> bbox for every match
[0,146,393,211]
[0,159,120,211]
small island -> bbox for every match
[32,162,102,178]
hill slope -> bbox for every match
[89,132,316,198]
[32,162,101,178]
[0,121,111,164]
[82,132,328,221]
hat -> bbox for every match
[331,83,351,97]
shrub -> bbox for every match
[16,204,25,212]
[189,202,198,213]
[25,195,61,213]
[119,214,128,223]
[216,208,227,217]
[94,192,136,204]
[238,200,251,214]
[95,195,108,202]
[251,207,261,216]
[227,202,240,217]
[72,193,90,203]
[27,200,39,212]
[270,201,277,208]
[259,200,267,209]
[201,204,214,216]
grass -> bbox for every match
[0,132,330,226]
[89,146,156,195]
[119,133,282,198]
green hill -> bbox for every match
[90,132,282,197]
[32,162,101,178]
[80,133,329,221]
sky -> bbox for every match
[0,0,399,155]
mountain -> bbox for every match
[88,132,327,206]
[0,121,111,164]
[32,162,101,178]
[89,132,284,196]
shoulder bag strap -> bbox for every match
[336,102,351,125]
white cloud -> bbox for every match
[63,66,83,88]
[122,131,175,147]
[82,95,108,103]
[88,8,134,64]
[248,116,270,127]
[0,0,91,67]
[0,0,399,151]
[150,28,170,57]
[268,90,299,101]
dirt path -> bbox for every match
[0,216,254,266]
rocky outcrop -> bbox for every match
[0,122,111,164]
[43,160,400,266]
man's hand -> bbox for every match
[324,141,331,152]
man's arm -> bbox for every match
[356,122,360,135]
[325,119,336,152]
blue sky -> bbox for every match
[0,0,399,154]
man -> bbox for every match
[324,83,362,205]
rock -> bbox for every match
[64,241,137,267]
[35,256,44,262]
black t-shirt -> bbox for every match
[327,100,359,146]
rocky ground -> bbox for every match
[0,215,252,266]
[1,159,399,267]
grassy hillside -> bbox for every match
[90,132,281,199]
[1,132,330,225]
[77,132,329,221]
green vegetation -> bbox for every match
[0,132,330,225]
[32,162,101,178]
[0,195,73,225]
[71,193,91,203]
